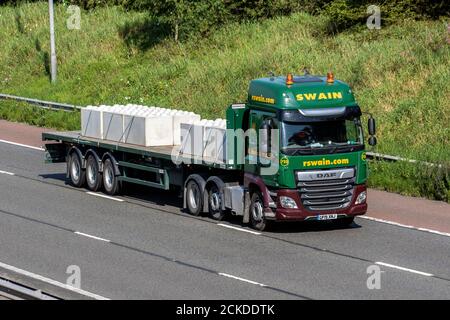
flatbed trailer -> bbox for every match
[43,129,237,194]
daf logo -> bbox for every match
[317,172,337,179]
[297,168,354,182]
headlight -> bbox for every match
[279,196,298,209]
[355,191,367,205]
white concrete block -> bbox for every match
[102,111,124,142]
[81,106,103,139]
[203,126,226,163]
[123,115,174,146]
[180,122,204,157]
[81,103,206,148]
[173,113,201,145]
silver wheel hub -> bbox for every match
[210,192,220,211]
[252,200,264,222]
[87,162,96,184]
[188,184,199,210]
[105,167,113,189]
[71,159,80,181]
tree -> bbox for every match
[134,0,230,42]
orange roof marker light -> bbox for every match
[286,73,294,85]
[326,72,334,84]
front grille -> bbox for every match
[297,171,355,211]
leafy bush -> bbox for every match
[3,0,448,39]
[133,0,305,41]
[368,161,450,203]
[417,164,450,202]
[321,0,449,33]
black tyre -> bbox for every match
[86,155,103,192]
[68,152,85,188]
[186,179,203,216]
[249,191,269,231]
[102,158,120,195]
[208,184,226,221]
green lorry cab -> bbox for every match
[43,72,376,231]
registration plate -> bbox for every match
[317,214,338,221]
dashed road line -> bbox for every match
[217,223,261,235]
[376,262,434,277]
[0,170,15,176]
[86,191,124,202]
[0,261,109,300]
[74,231,111,243]
[0,207,312,299]
[0,139,44,151]
[218,273,266,287]
[359,216,450,238]
[217,272,310,299]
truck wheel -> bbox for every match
[186,179,203,216]
[250,191,269,231]
[69,152,85,188]
[208,184,225,221]
[86,155,102,192]
[103,158,120,195]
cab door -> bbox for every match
[244,110,278,186]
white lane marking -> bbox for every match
[0,139,44,151]
[375,262,434,277]
[0,170,15,176]
[359,216,450,238]
[86,191,124,202]
[217,223,261,235]
[74,231,111,243]
[218,273,266,287]
[0,261,109,300]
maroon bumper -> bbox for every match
[269,184,368,221]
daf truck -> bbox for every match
[43,72,377,231]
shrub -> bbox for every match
[321,0,449,33]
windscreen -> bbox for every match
[281,118,363,154]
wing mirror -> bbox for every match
[368,117,376,136]
[367,116,377,146]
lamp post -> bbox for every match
[48,0,57,83]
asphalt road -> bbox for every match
[0,141,449,299]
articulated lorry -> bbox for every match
[43,72,376,231]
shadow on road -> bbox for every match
[223,214,361,234]
[267,220,361,233]
[123,184,361,233]
[39,173,67,182]
[122,183,183,208]
[39,172,360,233]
